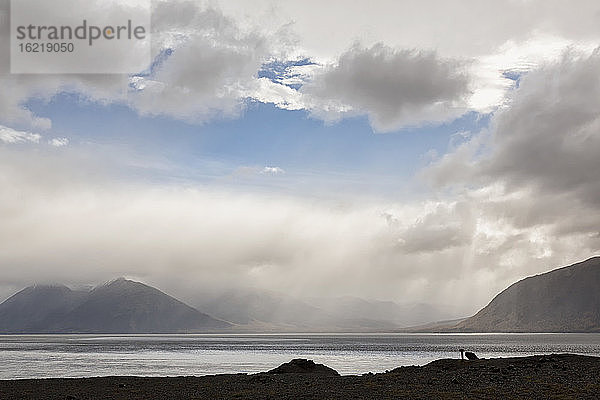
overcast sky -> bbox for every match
[1,0,599,315]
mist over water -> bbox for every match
[2,333,600,379]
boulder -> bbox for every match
[267,359,339,376]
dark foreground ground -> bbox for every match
[1,354,599,399]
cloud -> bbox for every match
[427,50,600,204]
[0,1,280,128]
[1,143,597,316]
[260,166,285,175]
[303,44,471,131]
[2,0,599,132]
[249,77,306,111]
[0,0,132,128]
[231,165,286,178]
[128,4,277,121]
[49,137,69,147]
[218,0,600,59]
[219,0,600,128]
[396,202,474,254]
[424,49,600,254]
[480,51,600,208]
[0,125,41,144]
[0,126,70,148]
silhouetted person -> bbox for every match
[465,351,479,360]
[460,348,465,360]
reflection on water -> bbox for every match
[1,333,600,379]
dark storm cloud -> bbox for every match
[305,44,471,131]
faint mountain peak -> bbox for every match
[100,277,136,287]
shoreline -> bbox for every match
[1,354,600,399]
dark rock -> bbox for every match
[267,359,339,375]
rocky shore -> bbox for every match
[1,354,599,399]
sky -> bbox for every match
[1,0,600,316]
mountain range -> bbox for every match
[2,256,598,333]
[0,278,455,333]
[0,278,229,333]
[195,289,455,331]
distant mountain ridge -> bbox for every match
[195,289,458,331]
[197,289,399,331]
[0,278,229,333]
[455,257,600,332]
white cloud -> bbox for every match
[248,78,306,111]
[0,125,41,144]
[260,166,285,175]
[49,137,69,147]
[230,165,286,179]
[468,34,598,112]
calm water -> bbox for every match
[1,333,600,379]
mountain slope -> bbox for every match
[307,296,457,327]
[197,289,400,331]
[0,278,229,333]
[198,289,323,326]
[455,257,600,332]
[0,285,87,333]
